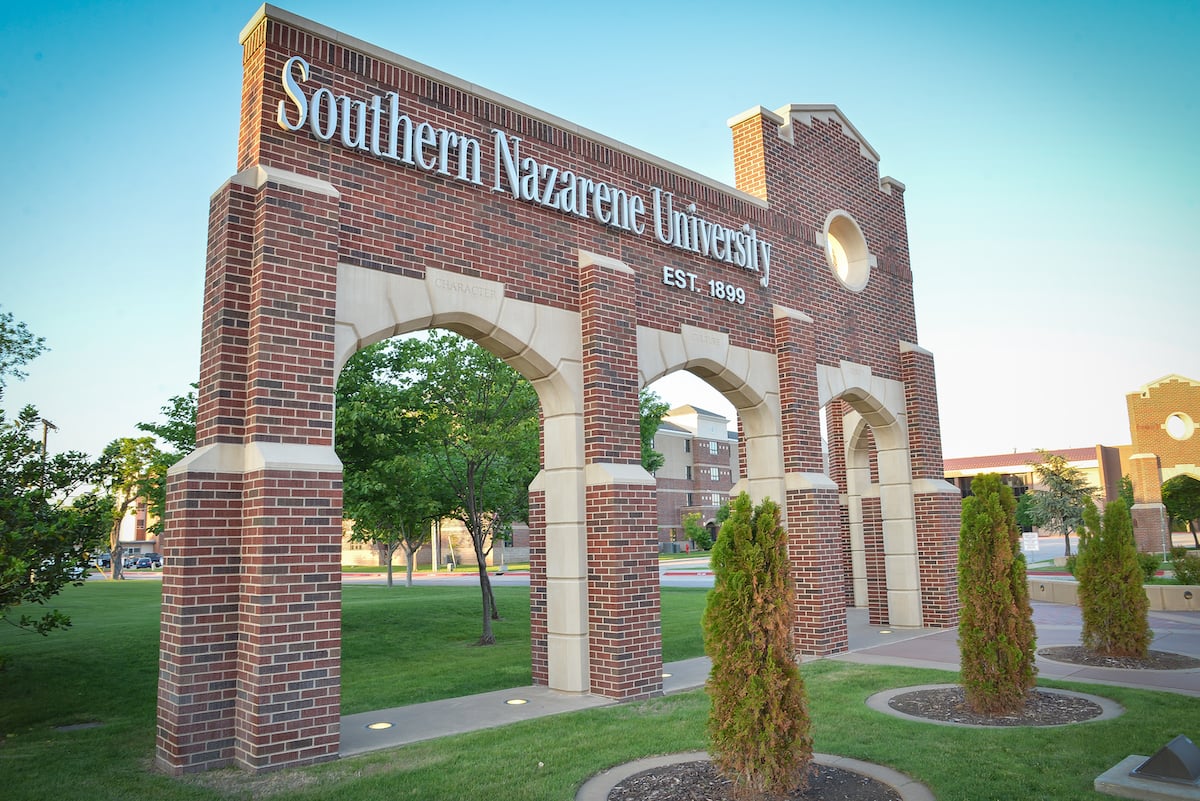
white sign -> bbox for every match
[1022,532,1039,552]
[277,56,775,288]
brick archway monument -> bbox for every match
[156,6,960,774]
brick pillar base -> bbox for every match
[157,445,342,774]
[915,485,960,627]
[787,479,848,656]
[527,488,548,686]
[586,469,662,698]
[862,496,886,626]
[1132,503,1170,554]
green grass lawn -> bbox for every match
[1,580,1196,800]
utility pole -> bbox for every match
[40,418,57,500]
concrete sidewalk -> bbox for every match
[340,602,1200,757]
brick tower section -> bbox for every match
[1129,453,1167,553]
[774,308,847,655]
[527,488,548,686]
[580,254,662,698]
[1127,376,1200,552]
[900,343,960,627]
[157,171,343,774]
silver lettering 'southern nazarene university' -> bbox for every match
[277,55,772,287]
[157,6,961,777]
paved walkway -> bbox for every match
[340,602,1200,757]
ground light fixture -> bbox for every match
[662,672,672,678]
[505,698,528,706]
[365,721,394,730]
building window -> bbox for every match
[686,493,694,506]
[684,440,691,453]
[686,466,693,480]
[708,441,718,455]
[709,466,719,481]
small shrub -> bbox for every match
[1173,553,1200,585]
[683,512,712,551]
[1170,546,1188,561]
[1065,554,1079,577]
[704,493,811,799]
[957,474,1036,715]
[1078,499,1150,657]
[1136,553,1162,582]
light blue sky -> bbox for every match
[2,1,1197,460]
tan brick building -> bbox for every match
[943,374,1200,552]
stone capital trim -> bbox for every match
[898,341,932,357]
[912,478,961,496]
[772,304,814,324]
[226,164,341,197]
[584,462,656,487]
[578,249,634,276]
[784,472,839,493]
[168,441,342,476]
[726,105,786,129]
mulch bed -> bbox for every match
[608,760,901,801]
[887,686,1102,726]
[1037,646,1200,670]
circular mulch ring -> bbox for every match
[867,684,1122,728]
[576,752,934,801]
[1037,646,1200,670]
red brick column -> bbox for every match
[775,306,847,656]
[1130,453,1169,553]
[862,496,887,625]
[527,488,548,686]
[157,167,343,774]
[900,343,959,627]
[580,251,661,699]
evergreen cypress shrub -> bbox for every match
[957,474,1037,714]
[703,492,811,799]
[1078,498,1151,657]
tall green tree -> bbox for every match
[1,405,109,643]
[1162,474,1200,548]
[957,474,1036,715]
[0,307,46,387]
[1077,498,1150,657]
[336,343,436,588]
[703,492,811,798]
[1,312,108,647]
[95,437,167,579]
[639,389,669,474]
[136,384,197,535]
[1025,449,1095,556]
[413,331,540,644]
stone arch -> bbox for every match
[638,323,785,505]
[334,262,591,694]
[819,361,923,627]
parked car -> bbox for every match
[134,557,154,570]
[145,552,163,568]
[123,555,141,569]
[92,554,111,568]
